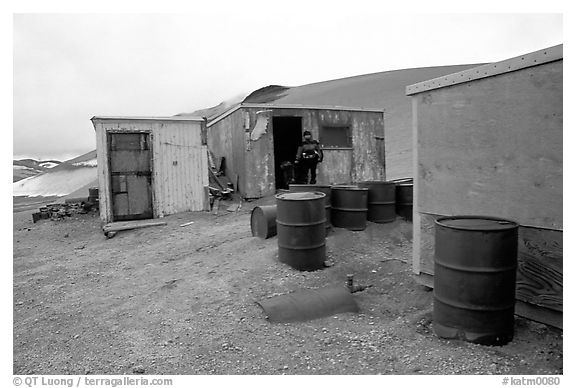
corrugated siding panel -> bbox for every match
[207,109,246,194]
[154,121,207,216]
[94,122,112,223]
[244,107,275,198]
[93,119,207,220]
[351,111,386,182]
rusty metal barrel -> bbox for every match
[357,181,396,223]
[289,184,331,234]
[250,205,277,239]
[395,181,413,221]
[330,186,368,231]
[88,187,99,204]
[433,216,519,345]
[275,192,326,271]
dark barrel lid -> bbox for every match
[435,216,518,231]
[275,192,326,201]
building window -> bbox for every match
[320,126,352,148]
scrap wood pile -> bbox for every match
[207,151,236,210]
[207,151,233,197]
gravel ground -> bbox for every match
[13,196,563,376]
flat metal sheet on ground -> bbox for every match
[257,284,359,323]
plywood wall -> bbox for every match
[411,57,563,327]
[415,60,562,229]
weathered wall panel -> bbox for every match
[415,60,562,229]
[244,107,275,198]
[207,108,246,193]
[93,118,208,223]
[351,111,386,182]
[208,106,385,198]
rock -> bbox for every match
[133,365,145,374]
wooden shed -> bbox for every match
[91,116,209,223]
[206,104,386,198]
[406,45,563,328]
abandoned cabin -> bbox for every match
[407,44,563,329]
[91,116,209,223]
[200,64,482,198]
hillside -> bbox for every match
[13,158,62,182]
[13,150,97,197]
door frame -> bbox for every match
[271,115,303,190]
[106,130,155,222]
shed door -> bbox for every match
[108,132,153,221]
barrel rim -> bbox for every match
[435,215,519,231]
[275,191,326,201]
[331,186,368,191]
[289,184,332,189]
[357,181,396,186]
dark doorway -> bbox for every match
[272,116,302,189]
[108,132,153,221]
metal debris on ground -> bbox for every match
[257,284,359,323]
[32,202,96,223]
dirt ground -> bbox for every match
[13,195,563,375]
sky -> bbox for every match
[10,3,565,161]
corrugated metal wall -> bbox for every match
[207,108,246,194]
[92,118,208,223]
[153,122,209,217]
[207,107,385,198]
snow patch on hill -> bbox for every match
[39,162,60,169]
[12,167,97,197]
[72,158,97,167]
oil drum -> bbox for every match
[395,181,413,221]
[275,192,326,271]
[250,205,277,239]
[289,184,331,234]
[357,181,396,223]
[330,186,368,231]
[433,216,519,345]
[88,187,99,204]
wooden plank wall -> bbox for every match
[412,59,563,328]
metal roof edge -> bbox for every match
[206,103,384,128]
[206,104,243,128]
[91,116,206,122]
[241,103,385,113]
[406,44,563,96]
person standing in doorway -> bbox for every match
[295,130,323,184]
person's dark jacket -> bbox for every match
[296,140,323,163]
